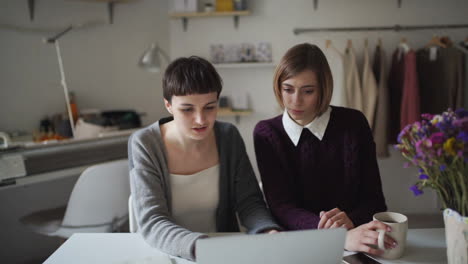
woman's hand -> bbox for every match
[263,229,280,234]
[345,220,397,255]
[318,208,355,230]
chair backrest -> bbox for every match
[128,195,138,233]
[61,159,130,231]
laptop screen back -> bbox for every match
[196,228,346,264]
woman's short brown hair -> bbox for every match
[273,43,333,116]
[163,56,223,102]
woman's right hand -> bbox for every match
[344,220,398,256]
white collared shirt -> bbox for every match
[282,107,332,146]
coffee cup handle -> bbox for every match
[377,229,386,250]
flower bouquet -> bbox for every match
[395,109,467,215]
[395,108,468,263]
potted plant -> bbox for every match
[395,108,468,264]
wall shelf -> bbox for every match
[214,62,276,69]
[218,108,252,124]
[170,11,251,31]
[69,0,135,24]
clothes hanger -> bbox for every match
[425,35,447,48]
[440,36,452,46]
[374,38,382,54]
[398,37,410,53]
[463,36,468,48]
[325,38,343,55]
[345,39,352,53]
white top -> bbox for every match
[282,107,332,146]
[325,46,347,107]
[170,164,220,233]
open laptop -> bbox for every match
[196,228,346,264]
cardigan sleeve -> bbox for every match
[253,122,321,230]
[229,126,282,234]
[347,113,388,226]
[129,131,206,261]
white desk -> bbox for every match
[44,228,447,264]
[344,228,447,264]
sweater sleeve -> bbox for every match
[347,113,388,226]
[253,122,321,230]
[229,126,282,234]
[129,132,206,261]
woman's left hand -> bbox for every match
[318,208,355,230]
[263,229,280,234]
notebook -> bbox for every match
[196,228,346,264]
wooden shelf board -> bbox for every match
[170,10,250,18]
[214,62,276,69]
[218,108,252,116]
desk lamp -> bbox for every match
[138,43,170,73]
[44,26,76,137]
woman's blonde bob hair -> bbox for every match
[273,43,333,116]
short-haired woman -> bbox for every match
[254,43,395,255]
[129,56,280,261]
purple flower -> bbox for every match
[440,164,446,171]
[421,113,434,120]
[418,168,424,173]
[410,185,423,196]
[457,131,468,143]
[455,108,468,118]
[453,117,468,131]
[419,174,429,180]
[397,124,412,143]
[430,132,445,144]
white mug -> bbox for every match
[373,212,408,259]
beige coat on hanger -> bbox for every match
[344,44,363,111]
[361,44,378,128]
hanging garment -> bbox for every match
[325,46,347,107]
[455,42,468,109]
[400,50,421,130]
[387,49,405,143]
[361,45,378,128]
[372,45,390,158]
[344,46,363,111]
[417,46,465,114]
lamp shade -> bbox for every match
[138,43,169,73]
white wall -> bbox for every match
[0,0,169,133]
[169,0,468,214]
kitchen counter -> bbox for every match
[0,129,136,184]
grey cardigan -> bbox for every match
[128,117,280,260]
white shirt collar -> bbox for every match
[282,107,332,146]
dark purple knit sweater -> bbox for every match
[254,106,387,230]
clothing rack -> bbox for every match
[293,23,468,35]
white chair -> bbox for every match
[128,195,138,233]
[20,159,130,238]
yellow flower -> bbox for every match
[443,137,457,156]
[431,115,442,125]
